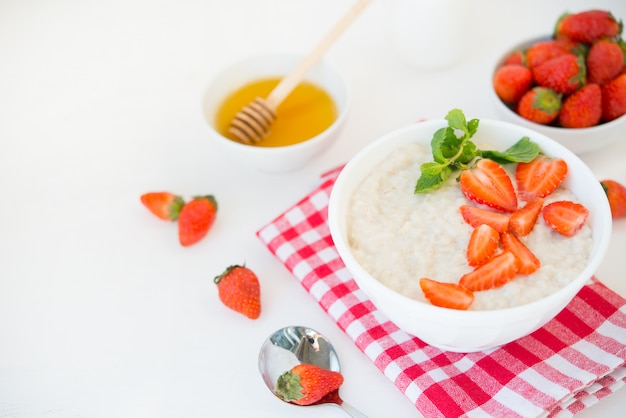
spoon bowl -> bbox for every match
[258,325,369,417]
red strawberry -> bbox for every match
[555,10,622,44]
[178,195,217,246]
[542,200,589,237]
[587,39,624,85]
[525,40,573,69]
[275,363,344,405]
[503,50,525,66]
[532,54,586,95]
[460,159,518,212]
[601,179,626,218]
[509,198,544,236]
[419,278,474,310]
[460,205,510,233]
[493,64,533,104]
[214,264,261,319]
[558,83,602,128]
[517,87,562,125]
[515,155,568,202]
[459,251,519,291]
[601,73,626,122]
[467,224,500,267]
[501,232,541,275]
[140,192,184,221]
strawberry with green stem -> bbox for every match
[555,10,622,44]
[214,264,261,319]
[601,179,626,218]
[558,83,602,128]
[140,192,184,221]
[532,54,586,95]
[275,363,344,405]
[601,73,626,122]
[178,195,217,246]
[517,87,562,125]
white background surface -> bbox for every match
[1,0,625,417]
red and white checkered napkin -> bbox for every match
[256,167,626,417]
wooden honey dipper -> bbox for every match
[228,0,371,145]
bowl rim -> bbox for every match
[328,118,612,319]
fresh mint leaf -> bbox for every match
[455,140,477,165]
[479,137,540,164]
[467,118,479,137]
[431,128,448,163]
[415,165,453,193]
[445,109,467,133]
[414,109,542,195]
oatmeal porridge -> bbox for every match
[347,142,593,310]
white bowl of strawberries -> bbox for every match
[490,9,626,155]
[327,109,612,352]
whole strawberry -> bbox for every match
[559,83,602,128]
[517,87,562,125]
[601,179,626,218]
[178,195,217,246]
[493,64,532,104]
[555,10,622,44]
[525,39,579,69]
[532,54,586,95]
[587,39,624,85]
[275,363,344,405]
[140,192,184,221]
[601,73,626,122]
[214,264,261,319]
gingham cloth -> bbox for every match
[256,167,626,417]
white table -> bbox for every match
[1,1,625,417]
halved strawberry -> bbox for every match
[467,224,500,267]
[460,205,510,233]
[460,159,518,212]
[509,198,544,236]
[542,200,589,237]
[459,251,519,291]
[419,278,474,310]
[515,155,568,202]
[501,232,541,275]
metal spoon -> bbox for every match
[258,325,369,417]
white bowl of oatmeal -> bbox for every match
[328,117,612,352]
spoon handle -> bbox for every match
[338,400,370,418]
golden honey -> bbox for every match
[215,77,337,147]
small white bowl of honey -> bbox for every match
[202,52,349,173]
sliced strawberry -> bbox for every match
[467,224,500,267]
[509,198,544,236]
[419,278,474,310]
[501,232,541,275]
[460,205,510,233]
[459,251,519,291]
[460,159,518,212]
[542,200,589,237]
[515,155,568,201]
